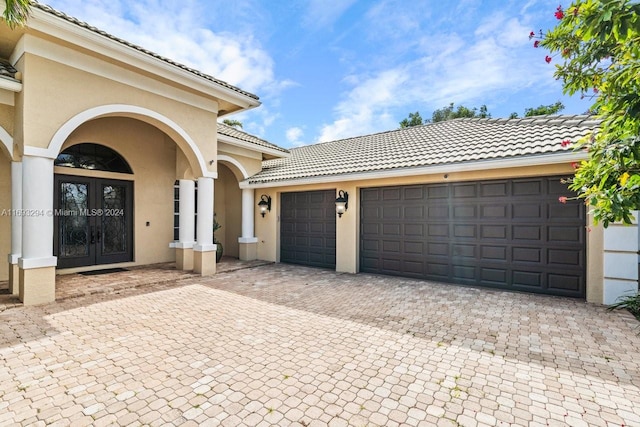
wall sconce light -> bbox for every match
[335,190,348,217]
[258,194,271,217]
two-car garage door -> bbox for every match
[280,177,586,298]
[360,177,586,298]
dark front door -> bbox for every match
[280,190,336,269]
[54,175,134,268]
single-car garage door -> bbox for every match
[281,190,336,269]
[360,177,586,298]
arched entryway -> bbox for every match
[53,143,134,268]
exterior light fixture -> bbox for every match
[258,194,271,217]
[335,190,348,217]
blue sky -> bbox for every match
[45,0,592,148]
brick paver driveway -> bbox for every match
[1,264,640,426]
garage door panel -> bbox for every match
[548,273,581,292]
[404,224,424,237]
[481,204,507,219]
[512,270,543,288]
[513,247,542,263]
[548,248,582,266]
[383,206,401,219]
[513,225,541,241]
[281,190,336,269]
[548,226,580,242]
[453,224,476,238]
[481,245,507,261]
[428,242,449,256]
[453,205,476,218]
[360,177,585,298]
[481,267,508,284]
[428,206,449,218]
[404,241,424,254]
[404,205,424,218]
[404,186,425,199]
[481,181,508,197]
[480,225,507,239]
[513,204,542,219]
[428,224,449,237]
[428,185,449,198]
[452,244,475,258]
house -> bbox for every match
[243,116,639,305]
[0,3,288,305]
[1,3,637,307]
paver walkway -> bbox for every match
[1,263,639,426]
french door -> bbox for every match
[54,175,133,268]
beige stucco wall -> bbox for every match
[253,163,603,299]
[18,40,217,176]
[213,164,242,258]
[0,152,10,280]
[55,117,177,271]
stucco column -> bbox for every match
[336,184,357,274]
[238,188,258,261]
[18,155,57,305]
[600,212,639,305]
[174,179,196,270]
[193,177,216,275]
[7,161,22,295]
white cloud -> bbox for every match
[316,9,558,142]
[45,0,284,94]
[302,0,358,29]
[285,127,305,146]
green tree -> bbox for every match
[539,0,640,226]
[524,101,566,116]
[431,103,491,122]
[2,0,31,28]
[399,111,424,128]
[222,119,243,129]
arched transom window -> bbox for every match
[55,143,133,174]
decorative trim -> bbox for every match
[18,256,58,269]
[238,237,259,244]
[24,9,261,110]
[0,78,21,93]
[8,254,21,264]
[194,243,217,252]
[240,152,587,189]
[0,125,13,159]
[218,134,290,159]
[173,242,195,249]
[45,104,217,178]
[217,155,250,179]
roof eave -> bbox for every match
[218,133,290,159]
[240,151,587,189]
[22,6,260,111]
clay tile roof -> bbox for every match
[217,122,289,154]
[0,59,18,81]
[32,2,259,101]
[247,115,600,184]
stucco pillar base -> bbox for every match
[19,266,56,306]
[175,247,194,271]
[194,246,216,276]
[238,237,258,261]
[8,261,19,296]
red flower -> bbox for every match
[529,31,535,39]
[561,139,572,147]
[571,162,579,169]
[555,5,564,19]
[534,40,540,48]
[545,55,552,63]
[593,87,599,93]
[558,196,568,204]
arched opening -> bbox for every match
[55,143,133,174]
[54,142,134,269]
